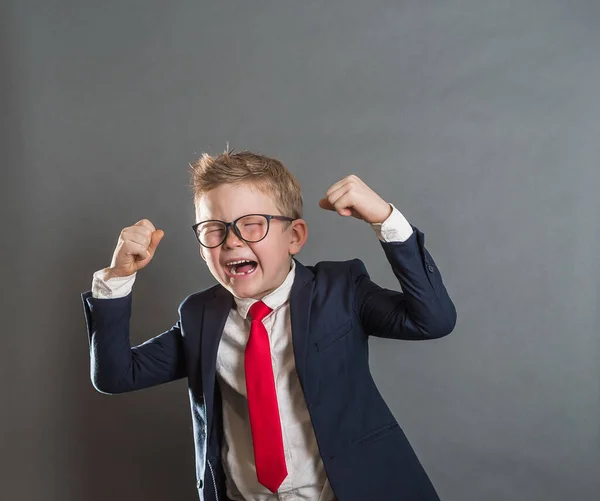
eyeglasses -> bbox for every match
[192,213,297,248]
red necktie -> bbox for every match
[245,300,288,492]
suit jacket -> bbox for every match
[81,223,456,501]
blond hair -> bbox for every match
[189,149,303,227]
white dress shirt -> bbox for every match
[91,203,413,501]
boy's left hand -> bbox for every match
[319,174,393,224]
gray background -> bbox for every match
[1,1,598,500]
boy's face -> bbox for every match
[195,182,308,300]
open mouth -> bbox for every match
[226,260,258,277]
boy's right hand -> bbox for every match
[103,219,164,279]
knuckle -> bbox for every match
[136,218,155,230]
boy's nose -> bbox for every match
[223,227,245,247]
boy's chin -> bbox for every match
[232,289,267,301]
[225,281,264,299]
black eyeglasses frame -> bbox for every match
[192,213,297,248]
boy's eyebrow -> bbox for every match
[199,213,265,223]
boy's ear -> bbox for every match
[289,219,308,255]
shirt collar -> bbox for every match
[232,259,296,320]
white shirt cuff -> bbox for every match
[91,269,136,299]
[371,203,414,242]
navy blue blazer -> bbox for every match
[81,223,456,501]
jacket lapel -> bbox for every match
[200,286,234,437]
[289,258,316,399]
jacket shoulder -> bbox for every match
[177,283,221,314]
[306,257,368,280]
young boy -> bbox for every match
[81,150,456,501]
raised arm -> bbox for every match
[318,173,456,340]
[82,290,186,393]
[81,218,186,394]
[351,228,456,340]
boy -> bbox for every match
[81,150,456,501]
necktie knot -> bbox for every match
[248,300,272,323]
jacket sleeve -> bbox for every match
[351,225,457,340]
[81,290,186,394]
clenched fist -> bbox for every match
[318,174,392,224]
[103,219,164,279]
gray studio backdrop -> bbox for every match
[2,1,598,500]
